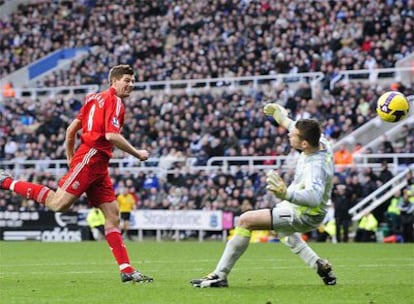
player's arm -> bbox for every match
[286,165,326,207]
[263,103,294,131]
[105,132,149,161]
[65,118,82,164]
[267,165,326,207]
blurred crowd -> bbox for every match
[1,82,413,227]
[1,0,414,241]
[1,81,413,164]
[1,0,413,87]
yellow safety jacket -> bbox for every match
[358,214,378,232]
[87,208,105,228]
[387,198,401,215]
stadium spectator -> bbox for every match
[141,186,164,209]
[190,104,337,288]
[2,82,15,99]
[333,144,353,170]
[0,65,153,283]
[354,212,378,242]
[377,160,395,219]
[385,190,402,236]
[87,207,105,241]
[332,184,352,243]
[2,1,413,90]
[117,186,137,240]
[398,188,414,243]
[316,203,336,243]
[395,124,410,150]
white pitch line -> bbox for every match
[1,263,413,277]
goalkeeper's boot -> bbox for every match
[121,271,154,283]
[190,273,228,288]
[316,259,336,285]
[0,170,12,190]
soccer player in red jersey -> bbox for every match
[0,64,153,283]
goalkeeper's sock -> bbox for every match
[214,227,251,278]
[283,233,319,268]
[105,227,134,273]
[10,180,50,205]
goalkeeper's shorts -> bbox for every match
[271,201,325,235]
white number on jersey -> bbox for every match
[87,104,96,131]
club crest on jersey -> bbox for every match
[72,181,80,190]
[112,117,120,128]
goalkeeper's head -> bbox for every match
[289,119,321,153]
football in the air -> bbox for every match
[376,91,410,123]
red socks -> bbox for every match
[105,227,134,273]
[0,177,12,190]
[3,178,50,205]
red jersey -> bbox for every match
[76,87,124,158]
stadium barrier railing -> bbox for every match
[333,100,414,153]
[1,154,413,178]
[329,66,414,89]
[1,72,324,101]
[10,84,99,100]
[2,66,409,104]
[348,167,413,222]
[131,72,324,92]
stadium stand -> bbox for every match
[1,0,413,87]
[0,0,413,241]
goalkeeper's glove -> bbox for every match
[263,103,290,127]
[266,170,287,199]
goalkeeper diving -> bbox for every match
[190,103,337,288]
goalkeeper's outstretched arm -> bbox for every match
[263,103,294,131]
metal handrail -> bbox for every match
[348,168,412,221]
[330,66,414,89]
[1,154,413,177]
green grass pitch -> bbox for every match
[0,241,413,304]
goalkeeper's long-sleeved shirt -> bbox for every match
[285,135,334,216]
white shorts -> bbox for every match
[271,201,325,236]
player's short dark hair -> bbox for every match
[108,65,134,84]
[295,119,321,147]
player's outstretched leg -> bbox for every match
[0,170,12,189]
[190,226,252,288]
[283,233,337,285]
[0,170,51,206]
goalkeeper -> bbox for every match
[191,103,337,288]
